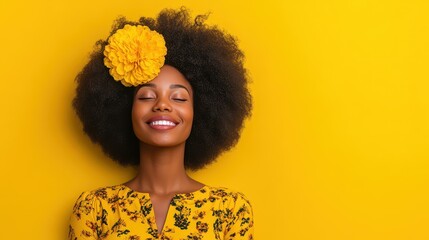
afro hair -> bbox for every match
[73,8,252,170]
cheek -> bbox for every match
[132,99,149,117]
[186,109,194,132]
[176,104,194,130]
[131,104,139,122]
[131,103,145,130]
[182,104,194,122]
[189,109,194,123]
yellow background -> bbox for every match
[0,0,428,239]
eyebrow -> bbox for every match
[138,83,156,89]
[170,84,190,94]
[137,83,191,94]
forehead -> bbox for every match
[137,65,192,91]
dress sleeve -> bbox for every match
[224,192,254,240]
[68,191,102,240]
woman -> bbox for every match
[69,8,253,239]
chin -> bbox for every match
[140,139,187,148]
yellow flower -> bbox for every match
[103,24,167,87]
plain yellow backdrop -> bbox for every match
[0,0,428,239]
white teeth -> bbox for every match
[150,120,176,126]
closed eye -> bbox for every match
[138,97,155,100]
[173,98,187,102]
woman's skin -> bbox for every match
[123,65,204,233]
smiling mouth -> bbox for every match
[149,120,177,126]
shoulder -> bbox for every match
[205,186,254,237]
[69,185,128,238]
[205,186,253,211]
[206,186,251,200]
[72,184,130,207]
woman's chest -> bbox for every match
[99,196,229,239]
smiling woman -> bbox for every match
[132,66,194,148]
[69,8,253,240]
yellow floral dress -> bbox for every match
[68,184,254,239]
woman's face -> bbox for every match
[132,65,193,147]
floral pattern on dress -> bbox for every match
[69,185,254,240]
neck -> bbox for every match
[131,142,192,195]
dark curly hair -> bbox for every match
[72,8,252,170]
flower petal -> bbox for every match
[103,24,167,87]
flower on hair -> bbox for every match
[103,24,167,87]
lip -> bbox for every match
[146,115,180,130]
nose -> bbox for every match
[152,97,172,112]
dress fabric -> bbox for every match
[68,184,254,240]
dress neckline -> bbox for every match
[118,183,209,197]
